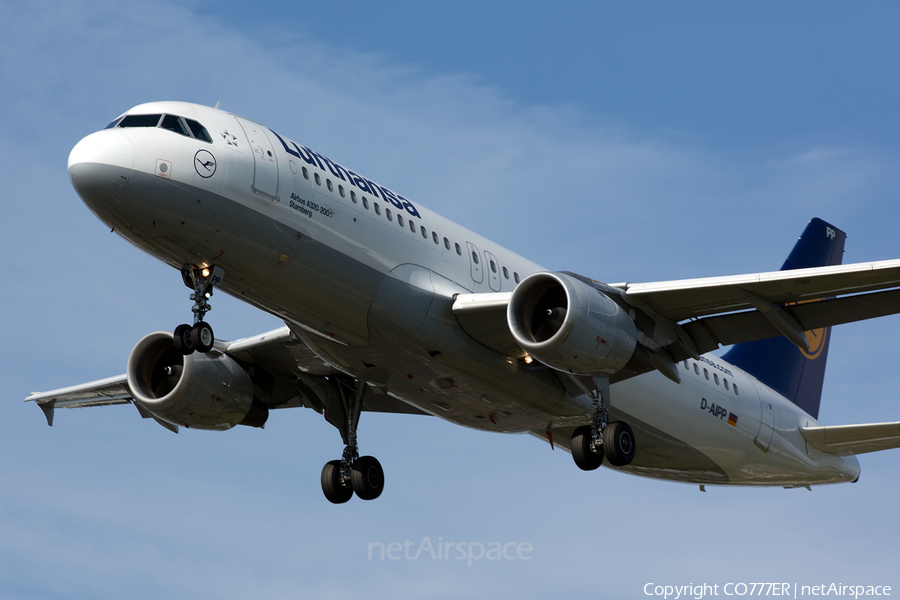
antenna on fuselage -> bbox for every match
[214,101,221,109]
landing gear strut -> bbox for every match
[570,377,636,470]
[321,378,385,504]
[173,264,224,355]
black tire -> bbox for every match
[191,321,214,353]
[351,455,384,500]
[603,421,636,467]
[571,425,603,471]
[321,460,353,504]
[173,323,194,355]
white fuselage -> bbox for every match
[67,101,859,487]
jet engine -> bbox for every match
[126,331,268,430]
[507,272,647,376]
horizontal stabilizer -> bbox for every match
[800,422,900,455]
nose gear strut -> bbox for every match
[173,264,224,355]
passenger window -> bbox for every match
[327,179,333,192]
[490,259,497,273]
[514,272,520,283]
[339,185,345,197]
[444,237,451,250]
[471,251,479,264]
[374,202,381,215]
[734,384,740,396]
[351,190,357,203]
[714,373,720,385]
[160,115,190,136]
[724,379,730,391]
[302,167,309,180]
[455,243,462,256]
[694,364,699,375]
[503,266,509,279]
[363,197,369,209]
[118,114,162,128]
[704,368,710,380]
[395,212,400,225]
[410,220,416,233]
[433,231,439,244]
[683,360,689,369]
[422,226,428,239]
[315,173,321,186]
[385,208,392,221]
[185,119,212,143]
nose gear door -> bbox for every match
[234,116,279,200]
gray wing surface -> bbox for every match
[613,258,900,360]
[453,260,900,367]
[25,325,427,431]
[613,258,900,321]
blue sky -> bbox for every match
[2,1,900,598]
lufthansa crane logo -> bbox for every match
[801,328,827,360]
[790,299,828,360]
[194,150,217,178]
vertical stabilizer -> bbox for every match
[721,218,846,419]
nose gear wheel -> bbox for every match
[173,264,224,355]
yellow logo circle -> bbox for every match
[800,328,827,360]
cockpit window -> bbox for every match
[186,119,212,143]
[160,114,190,137]
[118,114,163,128]
[115,113,213,144]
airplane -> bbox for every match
[26,100,900,503]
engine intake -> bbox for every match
[126,331,267,430]
[508,272,646,376]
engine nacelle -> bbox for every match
[126,331,268,430]
[508,272,645,376]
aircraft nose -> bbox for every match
[68,131,134,208]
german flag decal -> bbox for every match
[727,413,738,427]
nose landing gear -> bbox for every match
[173,264,224,355]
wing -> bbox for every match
[453,260,900,361]
[613,259,900,321]
[613,258,900,359]
[25,375,133,425]
[800,422,900,455]
[26,325,427,432]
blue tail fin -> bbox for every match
[721,218,846,419]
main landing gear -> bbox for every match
[321,378,385,504]
[173,264,224,355]
[571,378,636,470]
